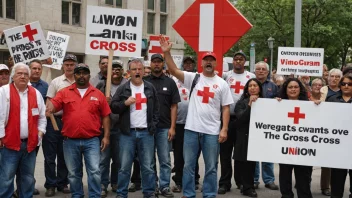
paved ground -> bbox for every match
[31,148,350,197]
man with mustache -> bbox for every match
[0,64,10,87]
[96,60,128,197]
[46,63,111,197]
[159,35,233,198]
[110,58,159,198]
[143,53,180,197]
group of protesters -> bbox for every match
[0,35,352,198]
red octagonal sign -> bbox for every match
[173,0,252,76]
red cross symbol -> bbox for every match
[230,81,244,94]
[22,24,38,42]
[288,107,305,124]
[135,93,147,110]
[197,87,215,103]
[182,89,188,100]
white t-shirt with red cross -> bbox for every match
[223,70,255,115]
[183,72,233,135]
[130,83,148,128]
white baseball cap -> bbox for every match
[0,64,9,71]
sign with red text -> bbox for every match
[277,47,324,77]
[43,31,70,70]
[85,5,143,57]
[248,99,352,169]
[4,21,50,64]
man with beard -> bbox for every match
[253,61,279,191]
[90,56,108,87]
[96,60,128,197]
[159,35,233,198]
[47,63,111,197]
[0,64,10,87]
[44,54,77,196]
[144,53,180,197]
[110,58,159,198]
[219,51,255,194]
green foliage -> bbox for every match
[229,0,352,69]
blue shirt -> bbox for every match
[261,80,278,98]
[31,79,49,100]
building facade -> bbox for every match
[0,0,194,78]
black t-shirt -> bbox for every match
[327,94,352,103]
[144,74,181,128]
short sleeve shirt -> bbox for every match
[183,72,233,135]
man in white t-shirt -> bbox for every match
[218,51,255,194]
[159,35,233,198]
[110,59,160,198]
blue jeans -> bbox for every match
[0,141,36,198]
[117,130,156,198]
[63,137,101,198]
[183,130,219,198]
[254,162,275,184]
[100,131,119,189]
[154,128,172,189]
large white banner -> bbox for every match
[44,31,70,70]
[85,6,143,57]
[248,98,352,169]
[4,21,50,64]
[277,47,324,77]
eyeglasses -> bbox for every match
[312,84,323,87]
[340,82,352,86]
[16,72,29,77]
[112,68,122,72]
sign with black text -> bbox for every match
[4,21,50,63]
[277,47,324,77]
[248,99,352,169]
[85,5,143,57]
[44,31,70,70]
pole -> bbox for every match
[294,0,302,47]
[105,49,114,97]
[250,43,255,72]
[270,48,273,77]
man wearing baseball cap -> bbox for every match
[159,35,233,198]
[43,53,78,196]
[47,63,111,197]
[0,64,10,87]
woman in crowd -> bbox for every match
[309,78,331,196]
[327,74,352,198]
[320,69,343,101]
[277,78,313,198]
[234,78,263,197]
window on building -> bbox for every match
[147,13,155,34]
[0,0,16,19]
[160,0,167,13]
[148,0,154,10]
[160,15,167,35]
[62,0,81,26]
[105,0,122,8]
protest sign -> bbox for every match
[85,5,143,57]
[247,99,352,169]
[44,31,70,70]
[4,21,50,63]
[277,47,324,77]
[171,55,183,69]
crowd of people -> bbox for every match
[0,35,352,198]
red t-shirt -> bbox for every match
[51,84,111,138]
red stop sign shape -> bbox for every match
[173,0,252,76]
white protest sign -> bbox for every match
[277,47,324,77]
[248,99,352,169]
[43,31,70,70]
[85,6,143,57]
[172,55,183,69]
[4,21,50,64]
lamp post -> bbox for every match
[267,37,275,76]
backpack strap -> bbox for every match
[189,74,200,99]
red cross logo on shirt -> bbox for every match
[22,24,38,42]
[197,87,215,103]
[230,81,244,94]
[288,107,305,124]
[135,93,147,110]
[182,89,188,100]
